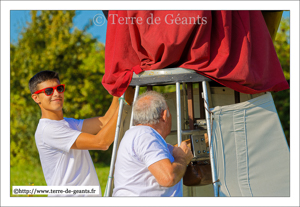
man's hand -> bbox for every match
[173,142,193,165]
[173,139,191,149]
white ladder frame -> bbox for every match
[104,69,218,197]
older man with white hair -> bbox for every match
[113,91,193,197]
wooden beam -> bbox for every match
[198,83,205,119]
[147,85,153,91]
[234,91,240,103]
[261,11,283,42]
[187,83,194,130]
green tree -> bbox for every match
[272,16,290,145]
[10,11,111,166]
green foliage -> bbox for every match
[272,17,290,145]
[10,10,111,166]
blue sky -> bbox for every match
[10,10,290,45]
[10,10,107,44]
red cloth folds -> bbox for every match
[102,10,289,97]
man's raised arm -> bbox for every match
[148,142,193,187]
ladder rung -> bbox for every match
[169,129,205,136]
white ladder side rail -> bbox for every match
[175,82,183,193]
[129,85,140,127]
[202,81,219,197]
[104,94,125,197]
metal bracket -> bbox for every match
[190,134,210,161]
[195,119,207,128]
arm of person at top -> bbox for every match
[148,141,193,187]
[71,86,135,150]
[81,86,135,134]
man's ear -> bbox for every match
[31,94,41,104]
[161,109,168,122]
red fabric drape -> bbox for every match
[102,10,289,97]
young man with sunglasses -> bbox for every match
[29,70,133,196]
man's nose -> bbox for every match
[52,88,60,96]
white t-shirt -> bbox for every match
[112,125,182,197]
[35,118,101,196]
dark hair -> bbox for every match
[29,70,60,94]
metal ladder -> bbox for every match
[104,68,219,197]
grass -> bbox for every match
[10,162,111,197]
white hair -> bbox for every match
[132,91,169,126]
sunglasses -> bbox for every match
[34,84,65,96]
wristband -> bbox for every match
[119,97,129,105]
